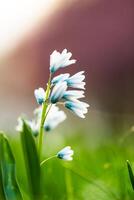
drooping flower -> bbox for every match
[63,90,85,101]
[33,105,66,132]
[51,73,70,85]
[50,81,67,104]
[44,105,66,131]
[26,119,40,137]
[34,87,45,105]
[51,71,85,89]
[50,49,76,73]
[66,71,85,89]
[16,116,40,136]
[34,106,42,118]
[57,146,74,161]
[65,100,89,118]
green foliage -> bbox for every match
[1,129,134,199]
[127,160,134,190]
[20,121,40,200]
[0,133,23,200]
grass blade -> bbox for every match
[21,121,40,199]
[0,133,23,200]
[127,160,134,190]
[0,163,6,200]
[0,132,6,200]
[62,163,119,200]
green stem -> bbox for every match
[38,74,52,160]
[40,155,56,167]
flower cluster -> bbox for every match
[17,49,89,162]
[35,49,89,119]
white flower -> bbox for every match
[44,105,66,131]
[66,71,85,89]
[51,73,70,85]
[50,49,76,73]
[16,117,23,132]
[57,146,74,161]
[16,116,40,136]
[33,105,66,132]
[63,90,85,101]
[26,119,40,137]
[34,88,45,105]
[33,106,42,119]
[65,99,89,118]
[51,71,86,89]
[50,81,67,104]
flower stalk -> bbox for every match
[40,155,57,167]
[16,48,89,166]
[38,74,51,160]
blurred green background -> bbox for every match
[9,127,134,199]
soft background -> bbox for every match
[0,0,134,133]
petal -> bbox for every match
[63,155,73,161]
[50,82,67,103]
[34,88,45,104]
[44,105,66,131]
[65,100,89,118]
[52,73,70,84]
[68,82,86,90]
[63,90,85,100]
[50,49,76,73]
[59,146,71,154]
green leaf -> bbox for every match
[0,163,6,200]
[0,133,23,200]
[0,133,6,200]
[127,160,134,190]
[21,121,40,199]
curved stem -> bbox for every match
[38,74,52,160]
[40,155,56,167]
[45,104,52,119]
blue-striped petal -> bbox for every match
[67,71,85,89]
[44,105,66,131]
[50,81,67,104]
[34,88,45,105]
[57,146,74,161]
[63,90,85,101]
[65,100,89,118]
[51,73,70,85]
